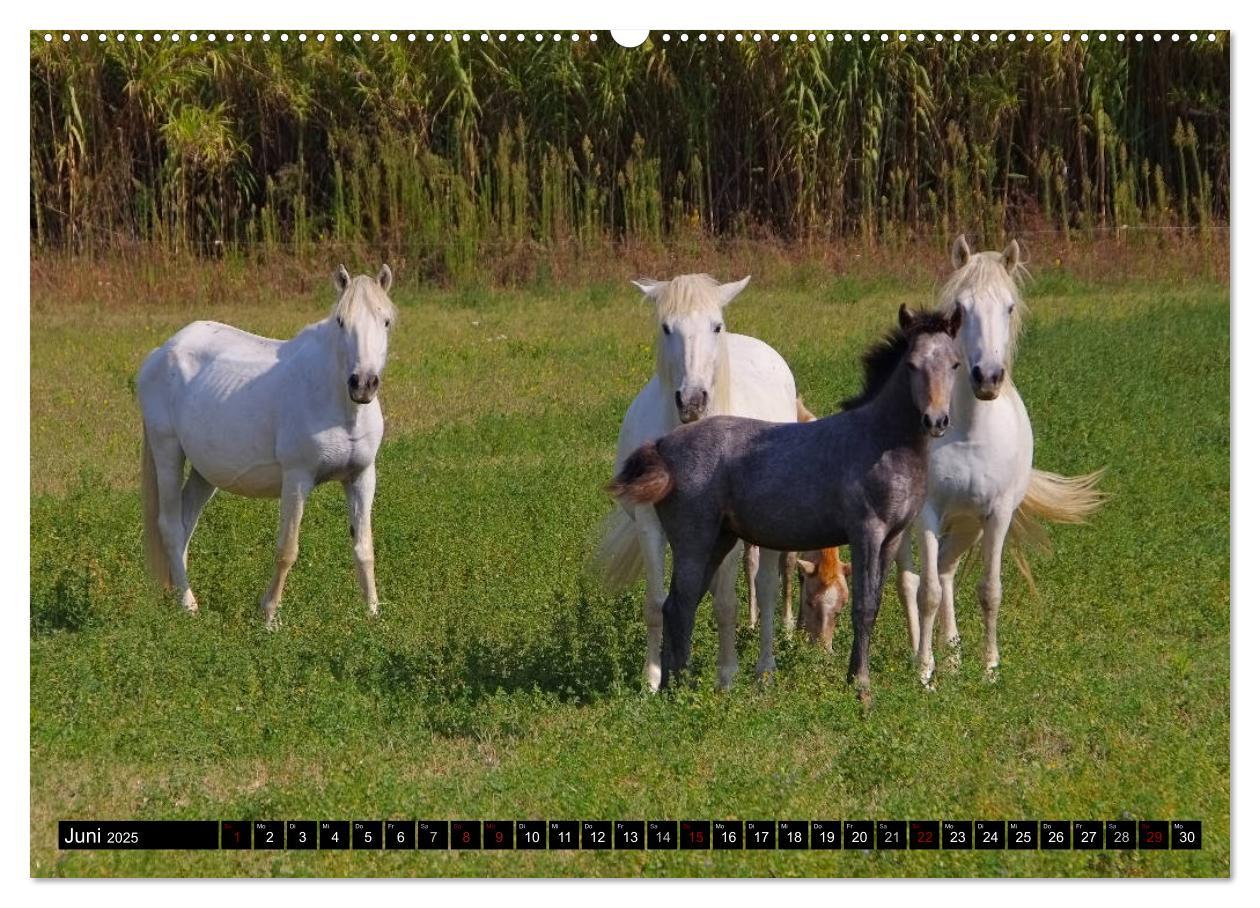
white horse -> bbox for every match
[137,265,397,627]
[596,274,798,690]
[896,237,1105,685]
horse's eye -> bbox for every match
[336,316,344,328]
[953,361,961,370]
[713,323,722,333]
[1008,304,1015,315]
[662,324,671,336]
[385,319,392,329]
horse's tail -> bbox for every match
[795,397,817,422]
[606,441,675,506]
[141,427,171,589]
[593,506,645,593]
[1007,467,1107,591]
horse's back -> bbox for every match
[137,321,291,495]
[725,333,797,422]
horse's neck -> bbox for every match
[864,366,926,450]
[286,319,359,423]
[711,335,733,415]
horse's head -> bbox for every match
[900,303,962,437]
[332,264,396,405]
[632,273,748,424]
[797,549,851,652]
[943,235,1027,401]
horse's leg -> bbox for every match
[149,434,199,612]
[259,470,312,629]
[179,468,216,574]
[711,545,740,690]
[847,528,889,704]
[915,508,944,688]
[895,529,920,655]
[662,532,736,689]
[344,463,379,616]
[978,507,1015,681]
[935,522,981,672]
[744,543,759,628]
[754,548,782,675]
[780,550,797,631]
[637,505,668,692]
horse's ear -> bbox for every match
[716,275,751,307]
[377,264,393,293]
[951,234,971,269]
[1002,239,1023,274]
[946,302,963,338]
[898,303,915,332]
[334,265,351,294]
[631,278,665,299]
[797,558,817,577]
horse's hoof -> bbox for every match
[181,592,199,614]
[716,667,738,690]
[367,603,380,618]
[755,659,776,677]
[645,667,662,692]
[919,671,936,691]
[984,665,1000,684]
[857,687,873,708]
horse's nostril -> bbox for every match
[993,367,1006,385]
[348,374,360,390]
[675,390,684,409]
[922,413,933,430]
[940,414,949,429]
[971,365,984,384]
[699,389,708,406]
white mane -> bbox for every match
[334,275,397,325]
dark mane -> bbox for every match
[840,309,957,411]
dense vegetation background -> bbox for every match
[31,32,1228,283]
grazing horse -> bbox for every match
[609,305,962,702]
[137,265,397,627]
[595,274,798,690]
[795,547,851,652]
[896,237,1105,686]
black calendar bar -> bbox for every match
[58,820,219,849]
[57,819,1204,850]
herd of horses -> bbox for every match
[137,237,1104,703]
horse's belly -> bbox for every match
[204,462,284,498]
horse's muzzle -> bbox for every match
[970,364,1005,400]
[348,372,380,404]
[675,388,709,424]
[924,412,951,437]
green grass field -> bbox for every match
[30,259,1229,877]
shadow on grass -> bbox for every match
[352,588,644,737]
